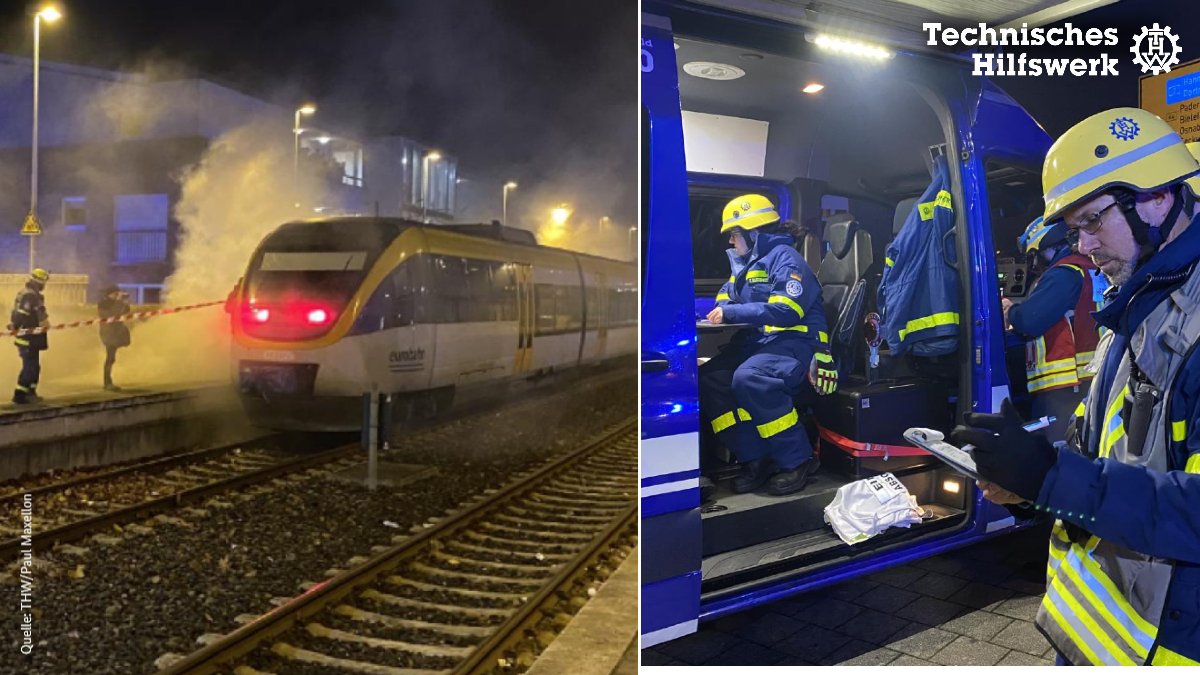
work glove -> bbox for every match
[808,350,838,396]
[949,398,1058,502]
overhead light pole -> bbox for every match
[502,181,518,225]
[27,5,61,272]
[422,151,442,223]
[293,103,316,199]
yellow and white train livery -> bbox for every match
[230,217,636,430]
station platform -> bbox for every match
[527,546,639,675]
[0,379,261,481]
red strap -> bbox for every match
[817,425,931,457]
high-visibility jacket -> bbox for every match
[10,285,48,351]
[877,154,959,356]
[715,230,828,347]
[1014,253,1102,394]
[1032,214,1200,666]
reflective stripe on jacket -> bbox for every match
[1033,218,1200,666]
[1022,254,1101,394]
[717,230,828,347]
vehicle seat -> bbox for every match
[796,227,823,275]
[817,214,873,328]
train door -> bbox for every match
[514,263,534,373]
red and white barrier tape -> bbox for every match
[6,300,225,338]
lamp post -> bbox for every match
[293,104,316,200]
[422,151,442,223]
[502,181,518,225]
[600,216,611,232]
[28,5,61,272]
[628,226,638,261]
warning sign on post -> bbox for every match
[20,213,42,236]
[1141,57,1200,142]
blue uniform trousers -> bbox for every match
[16,345,40,395]
[700,336,815,471]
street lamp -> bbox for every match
[551,206,571,226]
[628,226,638,261]
[27,5,61,272]
[422,151,442,223]
[502,181,518,225]
[293,103,316,199]
[600,216,612,232]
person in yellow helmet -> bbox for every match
[699,193,835,496]
[10,268,51,404]
[953,108,1200,666]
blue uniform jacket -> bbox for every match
[1038,215,1200,663]
[716,230,827,347]
[877,154,959,356]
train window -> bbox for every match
[348,260,417,334]
[491,262,518,322]
[534,283,582,334]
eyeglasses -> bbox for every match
[1065,201,1121,237]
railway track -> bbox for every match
[0,439,359,560]
[159,420,637,675]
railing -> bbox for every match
[115,230,168,264]
[0,273,90,307]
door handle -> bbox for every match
[642,352,669,373]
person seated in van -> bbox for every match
[701,194,837,496]
[1002,217,1102,443]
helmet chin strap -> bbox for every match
[1115,185,1195,265]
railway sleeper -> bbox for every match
[429,549,558,575]
[270,642,445,675]
[360,589,511,621]
[505,504,620,525]
[460,529,577,555]
[408,561,544,590]
[492,512,609,535]
[442,538,574,563]
[477,520,595,543]
[333,605,493,639]
[306,623,473,659]
[382,576,525,603]
[526,489,631,506]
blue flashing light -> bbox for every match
[670,403,683,413]
[677,338,691,346]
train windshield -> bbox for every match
[241,219,406,339]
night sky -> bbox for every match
[0,0,636,227]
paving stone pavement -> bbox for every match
[644,522,1057,667]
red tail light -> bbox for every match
[306,308,330,325]
[251,307,270,323]
[240,301,337,340]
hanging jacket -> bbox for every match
[11,284,48,351]
[1010,252,1102,394]
[877,154,959,356]
[715,230,828,347]
[1031,214,1200,666]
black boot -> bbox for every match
[12,390,30,405]
[766,457,820,496]
[731,460,773,494]
[699,476,716,503]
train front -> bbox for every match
[229,218,410,431]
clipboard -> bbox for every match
[903,427,981,481]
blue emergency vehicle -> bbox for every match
[641,1,1059,647]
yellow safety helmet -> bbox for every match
[30,268,49,284]
[1186,141,1200,197]
[1042,107,1199,223]
[721,194,779,233]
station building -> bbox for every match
[0,54,458,304]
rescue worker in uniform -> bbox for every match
[1002,216,1102,442]
[953,108,1200,666]
[10,268,50,404]
[700,194,836,496]
[98,286,131,391]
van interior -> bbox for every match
[677,35,1045,599]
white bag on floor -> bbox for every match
[823,472,923,545]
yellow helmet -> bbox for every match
[1187,142,1200,197]
[30,268,49,284]
[1042,107,1199,223]
[721,194,779,233]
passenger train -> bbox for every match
[229,217,636,431]
[642,1,1059,647]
